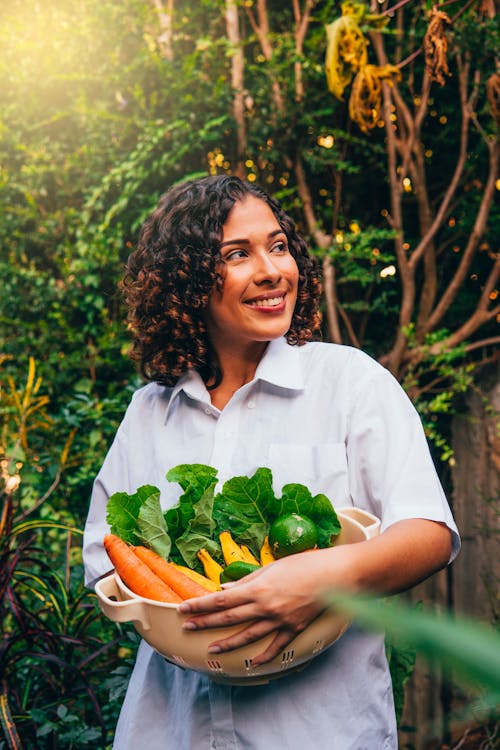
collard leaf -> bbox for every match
[106,485,160,545]
[136,493,171,559]
[269,482,315,517]
[213,467,275,531]
[166,463,218,495]
[315,515,342,548]
[164,464,218,541]
[171,484,219,568]
[175,532,221,570]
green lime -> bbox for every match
[220,561,261,583]
[268,513,319,558]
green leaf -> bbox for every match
[164,464,218,543]
[173,484,219,567]
[106,485,160,545]
[175,532,221,570]
[212,468,276,551]
[166,463,218,495]
[326,592,500,703]
[136,493,171,559]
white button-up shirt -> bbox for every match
[83,338,459,750]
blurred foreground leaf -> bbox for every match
[326,592,500,707]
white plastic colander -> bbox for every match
[95,507,380,685]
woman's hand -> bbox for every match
[178,547,349,666]
[178,518,452,665]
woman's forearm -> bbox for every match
[320,518,452,597]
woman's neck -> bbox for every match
[207,341,268,410]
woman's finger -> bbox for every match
[207,618,285,655]
[179,574,264,615]
[249,628,301,666]
[182,602,257,631]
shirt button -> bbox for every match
[247,400,256,409]
[204,408,211,415]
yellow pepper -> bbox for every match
[197,548,224,585]
[219,531,248,566]
[171,562,220,592]
[259,536,276,565]
[238,544,260,566]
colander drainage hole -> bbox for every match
[207,659,224,673]
[280,649,295,668]
[171,654,189,668]
[312,639,324,653]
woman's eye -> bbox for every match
[225,249,247,261]
[271,241,288,253]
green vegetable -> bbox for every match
[106,464,342,570]
[220,561,261,583]
[268,513,319,558]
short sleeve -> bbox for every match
[345,366,460,562]
[82,413,132,587]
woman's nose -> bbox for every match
[253,251,282,284]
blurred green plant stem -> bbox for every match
[326,591,500,710]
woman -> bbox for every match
[83,175,459,749]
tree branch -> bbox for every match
[294,153,331,248]
[322,256,342,343]
[428,304,499,355]
[380,78,416,375]
[424,137,499,332]
[245,0,285,115]
[225,0,246,177]
[464,336,500,354]
[292,0,314,101]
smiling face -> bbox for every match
[204,195,299,357]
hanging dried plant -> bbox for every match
[424,6,452,86]
[325,13,368,101]
[349,64,401,134]
[486,72,500,126]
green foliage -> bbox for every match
[400,326,476,461]
[0,360,137,748]
[0,1,498,743]
[328,592,500,712]
[385,599,420,725]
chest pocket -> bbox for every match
[268,442,351,506]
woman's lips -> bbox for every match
[245,294,286,311]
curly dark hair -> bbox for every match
[121,174,322,386]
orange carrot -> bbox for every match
[103,534,182,603]
[133,546,210,599]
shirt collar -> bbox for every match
[253,337,305,390]
[165,337,305,421]
[169,368,210,406]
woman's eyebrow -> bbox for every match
[220,229,284,248]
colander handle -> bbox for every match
[95,573,152,631]
[337,507,380,539]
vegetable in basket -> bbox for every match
[105,463,342,581]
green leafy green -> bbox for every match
[174,484,220,568]
[212,468,275,553]
[136,494,171,559]
[106,485,160,545]
[106,464,341,569]
[164,464,218,546]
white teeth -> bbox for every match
[249,296,284,308]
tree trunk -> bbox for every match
[225,0,246,177]
[398,362,500,749]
